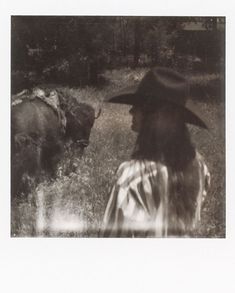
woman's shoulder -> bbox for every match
[115,159,167,186]
[195,150,205,162]
[116,160,142,181]
[117,159,166,172]
[195,151,210,174]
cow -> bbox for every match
[11,88,100,199]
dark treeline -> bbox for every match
[11,16,225,93]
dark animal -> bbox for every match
[11,90,100,198]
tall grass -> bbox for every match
[11,67,225,237]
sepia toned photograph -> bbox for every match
[11,16,225,238]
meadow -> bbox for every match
[11,67,225,237]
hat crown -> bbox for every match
[137,67,189,106]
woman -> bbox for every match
[102,67,210,237]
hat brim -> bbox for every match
[105,85,139,105]
[105,87,208,129]
[181,101,208,129]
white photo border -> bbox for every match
[0,1,234,292]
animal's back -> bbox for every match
[12,99,61,141]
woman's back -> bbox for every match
[102,152,210,237]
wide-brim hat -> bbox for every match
[106,67,208,129]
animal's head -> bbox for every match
[65,102,99,149]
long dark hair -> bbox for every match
[132,102,196,169]
[131,103,199,234]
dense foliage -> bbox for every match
[11,16,225,93]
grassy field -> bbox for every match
[11,67,225,237]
